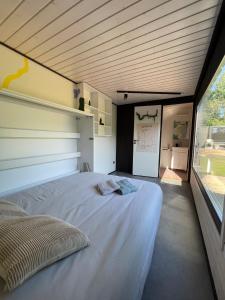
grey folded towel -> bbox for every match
[97,180,120,195]
[116,179,138,195]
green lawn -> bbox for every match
[199,155,225,176]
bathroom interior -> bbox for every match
[160,103,193,182]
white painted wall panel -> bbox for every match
[0,159,78,196]
[0,95,77,132]
[0,139,77,160]
[190,170,225,300]
[0,93,79,195]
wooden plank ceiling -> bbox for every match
[0,0,222,104]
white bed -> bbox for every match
[0,173,162,300]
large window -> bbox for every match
[193,56,225,225]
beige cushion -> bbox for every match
[0,200,28,219]
[0,215,90,291]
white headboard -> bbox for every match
[0,90,92,196]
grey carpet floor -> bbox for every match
[112,172,215,300]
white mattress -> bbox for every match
[0,173,163,300]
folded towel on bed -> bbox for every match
[97,180,120,195]
[116,179,138,195]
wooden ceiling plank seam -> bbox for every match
[91,68,202,91]
[9,0,84,48]
[72,54,206,85]
[54,18,215,72]
[20,0,119,54]
[71,49,208,82]
[0,0,24,25]
[84,72,201,88]
[37,0,218,67]
[100,76,200,93]
[33,0,153,59]
[66,41,209,78]
[35,0,204,63]
[0,0,25,26]
[48,4,218,72]
[73,41,209,78]
[61,27,211,76]
[5,0,56,43]
[16,0,111,53]
[92,72,201,91]
[84,61,205,87]
[34,0,169,61]
[60,29,212,76]
[0,0,51,41]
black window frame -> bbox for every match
[192,58,225,233]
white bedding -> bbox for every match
[0,173,162,300]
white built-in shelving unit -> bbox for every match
[0,89,95,195]
[77,83,112,137]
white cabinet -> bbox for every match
[171,147,188,171]
[77,83,112,137]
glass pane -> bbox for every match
[193,56,225,221]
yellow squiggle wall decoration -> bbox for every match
[1,57,29,89]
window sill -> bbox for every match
[192,167,222,233]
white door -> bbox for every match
[133,105,161,177]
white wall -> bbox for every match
[0,93,79,195]
[0,45,80,195]
[0,44,75,107]
[190,170,225,300]
[94,104,117,174]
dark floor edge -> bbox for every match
[108,171,116,175]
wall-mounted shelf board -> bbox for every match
[0,127,80,139]
[85,104,97,111]
[0,89,93,118]
[0,152,81,171]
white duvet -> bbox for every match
[0,173,162,300]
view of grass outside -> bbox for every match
[199,151,225,177]
[194,56,225,221]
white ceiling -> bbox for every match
[0,0,222,104]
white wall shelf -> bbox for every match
[0,127,80,139]
[0,152,81,171]
[77,83,112,137]
[0,89,93,118]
